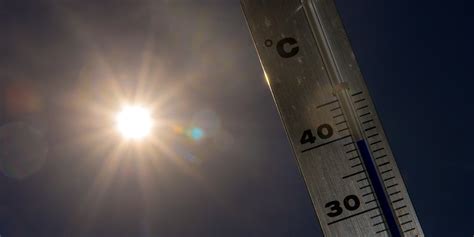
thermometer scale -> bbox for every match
[241,0,424,236]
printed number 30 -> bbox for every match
[325,195,361,217]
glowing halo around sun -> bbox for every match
[116,105,153,140]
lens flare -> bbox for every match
[188,127,204,140]
[116,105,153,140]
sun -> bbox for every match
[116,105,153,140]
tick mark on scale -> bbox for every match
[363,192,374,197]
[300,135,351,153]
[365,126,376,132]
[400,220,413,226]
[348,156,359,161]
[346,149,357,153]
[398,213,410,218]
[387,184,399,189]
[342,170,365,179]
[370,140,382,146]
[370,214,382,219]
[373,221,385,226]
[381,169,392,175]
[363,119,374,125]
[367,133,378,138]
[316,99,338,109]
[327,207,379,225]
[373,148,384,153]
[389,191,401,196]
[395,205,407,211]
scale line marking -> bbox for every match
[381,169,393,175]
[395,205,407,211]
[342,170,365,179]
[301,135,351,153]
[398,213,409,218]
[367,133,378,138]
[400,220,413,226]
[317,99,338,108]
[327,207,379,225]
[362,192,374,197]
[363,119,374,124]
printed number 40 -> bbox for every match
[300,124,334,145]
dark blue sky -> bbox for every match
[0,0,473,236]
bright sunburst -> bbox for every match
[116,105,153,140]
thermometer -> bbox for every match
[241,0,424,236]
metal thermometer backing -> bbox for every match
[241,0,424,236]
